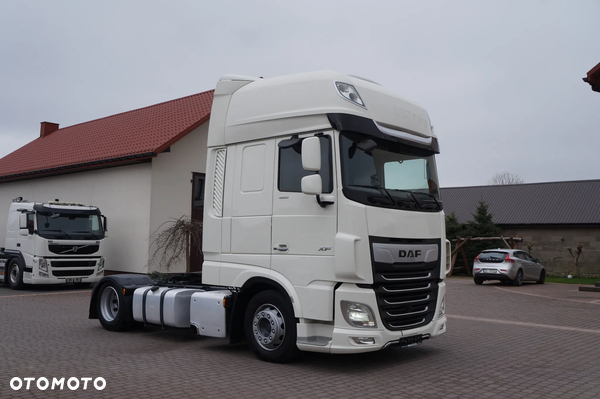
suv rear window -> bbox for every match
[478,251,508,262]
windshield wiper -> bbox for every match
[74,230,100,239]
[347,184,395,204]
[387,188,423,208]
[414,191,442,210]
[44,229,71,238]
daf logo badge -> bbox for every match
[399,250,421,258]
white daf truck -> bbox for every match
[89,71,450,363]
[0,198,107,289]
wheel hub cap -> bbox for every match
[252,304,285,351]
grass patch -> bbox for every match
[546,276,599,285]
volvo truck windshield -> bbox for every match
[35,209,105,240]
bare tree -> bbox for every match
[488,172,524,185]
[148,216,203,273]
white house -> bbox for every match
[0,90,214,274]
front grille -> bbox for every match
[48,244,99,255]
[51,260,97,268]
[52,270,94,277]
[370,237,441,331]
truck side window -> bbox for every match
[27,213,35,234]
[278,135,332,193]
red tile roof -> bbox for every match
[0,90,214,182]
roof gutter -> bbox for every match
[0,152,157,183]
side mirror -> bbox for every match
[301,174,322,196]
[19,213,27,229]
[302,137,321,172]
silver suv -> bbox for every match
[472,249,546,286]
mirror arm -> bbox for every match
[316,194,335,208]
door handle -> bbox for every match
[273,244,289,252]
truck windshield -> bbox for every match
[36,212,105,240]
[339,131,442,212]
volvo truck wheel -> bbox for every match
[97,282,128,331]
[8,259,24,290]
[244,290,299,363]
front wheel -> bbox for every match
[8,259,24,290]
[97,282,129,331]
[536,270,546,284]
[244,290,299,363]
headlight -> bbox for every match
[98,258,105,271]
[334,81,366,108]
[438,295,446,318]
[39,259,48,272]
[341,301,377,328]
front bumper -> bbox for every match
[25,271,104,285]
[296,282,447,354]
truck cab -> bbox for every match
[0,198,107,289]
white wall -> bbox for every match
[148,123,208,273]
[0,163,152,273]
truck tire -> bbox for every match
[244,290,299,363]
[8,259,24,290]
[97,281,128,331]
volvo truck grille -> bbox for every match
[51,260,97,268]
[370,237,441,331]
[52,270,94,277]
[48,244,99,255]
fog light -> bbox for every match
[342,301,377,328]
[39,259,48,272]
[351,337,376,345]
[438,295,445,318]
[39,271,49,278]
[96,270,104,277]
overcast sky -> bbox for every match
[1,0,598,187]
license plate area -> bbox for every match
[484,269,498,274]
[66,278,82,283]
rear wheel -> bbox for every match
[537,270,546,284]
[8,259,24,290]
[244,290,299,363]
[97,282,128,331]
[512,270,523,286]
[474,277,484,285]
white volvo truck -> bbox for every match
[0,198,107,289]
[89,71,450,362]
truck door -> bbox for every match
[228,139,275,269]
[271,132,337,292]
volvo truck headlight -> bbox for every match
[98,258,105,271]
[334,82,366,108]
[341,301,377,328]
[39,259,48,272]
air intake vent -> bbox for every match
[213,149,226,217]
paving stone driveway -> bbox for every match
[1,277,599,398]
